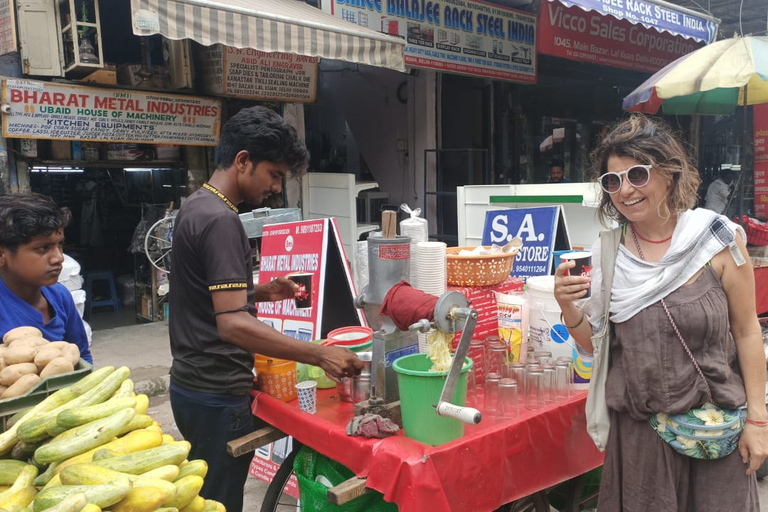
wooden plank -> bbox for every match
[226,426,286,457]
[327,476,371,505]
[381,210,397,238]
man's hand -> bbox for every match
[317,345,364,380]
[257,276,298,302]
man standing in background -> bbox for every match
[704,168,734,215]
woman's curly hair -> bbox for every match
[591,115,701,225]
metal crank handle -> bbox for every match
[435,402,482,425]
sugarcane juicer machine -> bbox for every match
[354,235,482,426]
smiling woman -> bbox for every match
[0,193,92,364]
[554,115,766,511]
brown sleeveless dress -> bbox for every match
[596,266,759,511]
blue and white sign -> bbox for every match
[482,206,568,277]
[554,0,718,44]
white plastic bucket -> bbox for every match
[526,276,593,388]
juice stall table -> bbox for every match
[755,267,768,316]
[250,388,604,512]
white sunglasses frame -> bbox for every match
[598,164,653,194]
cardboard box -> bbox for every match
[82,67,117,86]
[141,295,153,319]
[50,140,72,160]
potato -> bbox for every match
[3,345,38,365]
[47,341,74,351]
[39,357,74,379]
[2,326,42,345]
[34,347,63,372]
[1,373,41,399]
[8,336,49,349]
[61,344,81,367]
[0,363,38,386]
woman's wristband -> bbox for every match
[560,308,585,330]
[746,418,768,427]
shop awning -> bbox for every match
[548,0,719,44]
[130,0,406,72]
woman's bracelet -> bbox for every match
[560,308,585,330]
[746,418,768,427]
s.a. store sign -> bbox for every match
[538,0,702,73]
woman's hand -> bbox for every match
[554,260,590,306]
[739,423,768,475]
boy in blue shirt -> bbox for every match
[0,193,92,363]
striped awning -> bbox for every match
[130,0,406,72]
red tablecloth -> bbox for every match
[756,267,768,316]
[251,389,604,512]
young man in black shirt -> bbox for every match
[169,106,363,511]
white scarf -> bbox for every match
[609,208,745,323]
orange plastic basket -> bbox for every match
[445,246,517,287]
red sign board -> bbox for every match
[753,104,768,218]
[251,217,364,486]
[537,0,701,73]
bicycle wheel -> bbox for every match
[261,441,302,512]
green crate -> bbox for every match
[0,359,93,431]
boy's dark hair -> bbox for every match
[0,193,71,251]
[549,158,565,169]
[215,106,309,176]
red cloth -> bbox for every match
[756,268,768,316]
[251,388,604,512]
[379,281,439,331]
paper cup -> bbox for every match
[296,380,318,414]
[560,251,592,298]
[289,273,313,309]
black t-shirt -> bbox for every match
[169,184,256,395]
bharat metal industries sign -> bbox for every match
[200,45,318,103]
[538,0,701,73]
[753,104,768,218]
[323,0,536,84]
[2,80,222,145]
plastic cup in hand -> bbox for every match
[296,380,318,414]
[288,273,313,309]
[560,251,592,298]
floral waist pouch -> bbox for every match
[649,404,746,460]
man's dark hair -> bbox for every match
[215,106,309,176]
[0,193,71,251]
[549,158,565,169]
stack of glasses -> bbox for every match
[469,350,574,418]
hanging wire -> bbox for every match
[739,0,744,36]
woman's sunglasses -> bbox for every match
[598,164,652,194]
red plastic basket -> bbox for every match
[742,216,768,246]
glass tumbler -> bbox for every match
[555,361,571,400]
[467,339,486,389]
[542,363,556,403]
[525,369,545,411]
[486,344,508,377]
[498,378,519,418]
[534,350,553,366]
[484,372,502,415]
[556,356,574,393]
[509,362,526,398]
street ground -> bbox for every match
[90,315,768,511]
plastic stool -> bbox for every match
[84,270,121,317]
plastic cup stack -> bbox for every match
[415,242,447,297]
[296,380,318,414]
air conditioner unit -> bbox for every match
[162,38,193,90]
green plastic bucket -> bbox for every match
[393,353,472,446]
